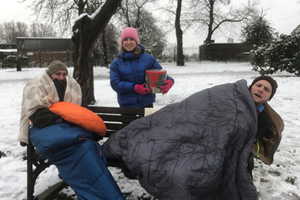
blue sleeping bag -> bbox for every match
[30,122,124,200]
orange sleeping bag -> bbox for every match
[49,102,106,137]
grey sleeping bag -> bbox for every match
[103,80,258,200]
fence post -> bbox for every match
[39,50,42,68]
[66,49,69,67]
[173,45,176,63]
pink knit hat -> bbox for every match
[120,27,139,44]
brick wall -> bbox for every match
[19,50,73,67]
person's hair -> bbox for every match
[120,46,142,57]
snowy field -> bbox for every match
[0,61,299,200]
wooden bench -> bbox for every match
[24,106,145,200]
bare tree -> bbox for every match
[117,0,158,27]
[0,21,29,43]
[21,0,79,36]
[93,23,119,67]
[72,0,121,105]
[175,0,185,66]
[30,23,57,37]
[154,1,193,64]
[22,0,121,105]
[189,0,257,44]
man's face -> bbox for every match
[250,80,272,106]
[50,70,67,82]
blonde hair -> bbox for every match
[120,46,142,57]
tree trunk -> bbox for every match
[101,30,109,67]
[175,0,185,66]
[16,64,22,71]
[72,0,121,105]
[205,0,215,44]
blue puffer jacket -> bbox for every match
[110,44,174,108]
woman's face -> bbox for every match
[122,37,137,52]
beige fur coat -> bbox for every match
[19,70,82,144]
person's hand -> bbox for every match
[135,83,150,95]
[161,80,174,94]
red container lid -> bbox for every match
[146,69,167,74]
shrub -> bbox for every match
[0,151,7,158]
[3,54,29,71]
[285,176,297,185]
[250,33,300,76]
[241,16,275,46]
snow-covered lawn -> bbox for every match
[0,61,299,199]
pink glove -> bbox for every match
[135,83,150,95]
[161,80,174,94]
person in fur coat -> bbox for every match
[19,60,124,200]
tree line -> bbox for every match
[0,21,57,43]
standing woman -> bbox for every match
[110,27,174,108]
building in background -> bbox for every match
[291,24,300,35]
[16,37,74,67]
[199,43,252,61]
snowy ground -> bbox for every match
[0,61,299,200]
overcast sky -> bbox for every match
[0,0,300,46]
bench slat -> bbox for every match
[99,114,140,123]
[89,106,144,116]
[105,123,126,129]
